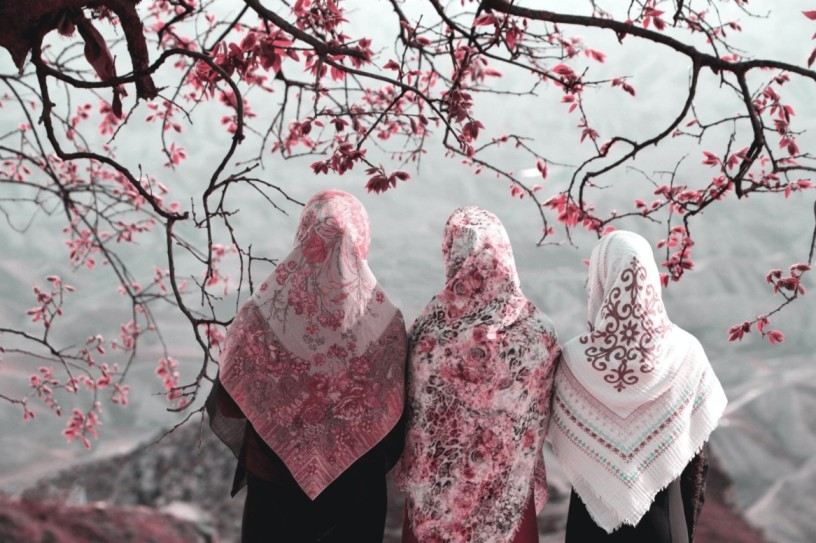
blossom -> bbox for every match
[620,321,640,345]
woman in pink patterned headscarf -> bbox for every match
[207,189,407,543]
[549,230,727,542]
[394,206,560,543]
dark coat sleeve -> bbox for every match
[213,378,245,418]
[680,443,710,543]
[383,409,407,472]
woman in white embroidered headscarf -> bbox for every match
[394,206,560,543]
[207,189,407,542]
[549,230,727,542]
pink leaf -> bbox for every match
[536,159,549,180]
[473,14,498,27]
[653,17,666,31]
[767,330,784,345]
[727,322,751,342]
[702,151,721,166]
[551,64,576,78]
[585,48,606,63]
[756,315,770,334]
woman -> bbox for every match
[548,230,727,542]
[206,189,407,542]
[394,206,560,543]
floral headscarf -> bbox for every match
[214,189,406,499]
[394,206,560,543]
[549,230,727,532]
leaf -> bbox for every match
[584,48,606,63]
[551,64,576,77]
[803,10,816,20]
[702,151,721,166]
[653,17,666,31]
[536,159,549,180]
[767,330,785,345]
[473,14,498,27]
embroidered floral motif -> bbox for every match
[222,305,405,498]
[395,207,560,543]
[219,190,406,499]
[581,257,671,391]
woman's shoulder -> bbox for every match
[669,324,706,353]
[523,301,557,332]
[512,303,559,350]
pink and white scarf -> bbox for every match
[219,189,406,499]
[549,230,727,532]
[394,207,560,543]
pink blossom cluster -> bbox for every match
[63,406,102,449]
[28,367,62,418]
[657,226,695,286]
[205,244,237,295]
[155,356,183,406]
[728,263,811,344]
[26,276,74,329]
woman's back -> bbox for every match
[395,207,560,543]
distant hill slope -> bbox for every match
[0,494,207,543]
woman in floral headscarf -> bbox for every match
[549,230,727,542]
[207,189,407,543]
[394,206,560,543]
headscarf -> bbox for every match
[394,206,560,543]
[548,230,727,532]
[209,189,407,499]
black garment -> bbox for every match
[242,455,387,543]
[680,446,710,542]
[239,423,403,543]
[228,413,405,493]
[565,447,709,543]
[206,375,406,542]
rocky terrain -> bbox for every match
[4,419,770,542]
[0,494,207,543]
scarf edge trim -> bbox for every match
[551,383,727,532]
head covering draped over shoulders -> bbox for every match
[210,189,406,499]
[394,206,560,543]
[549,230,727,532]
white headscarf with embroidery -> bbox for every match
[549,230,727,532]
